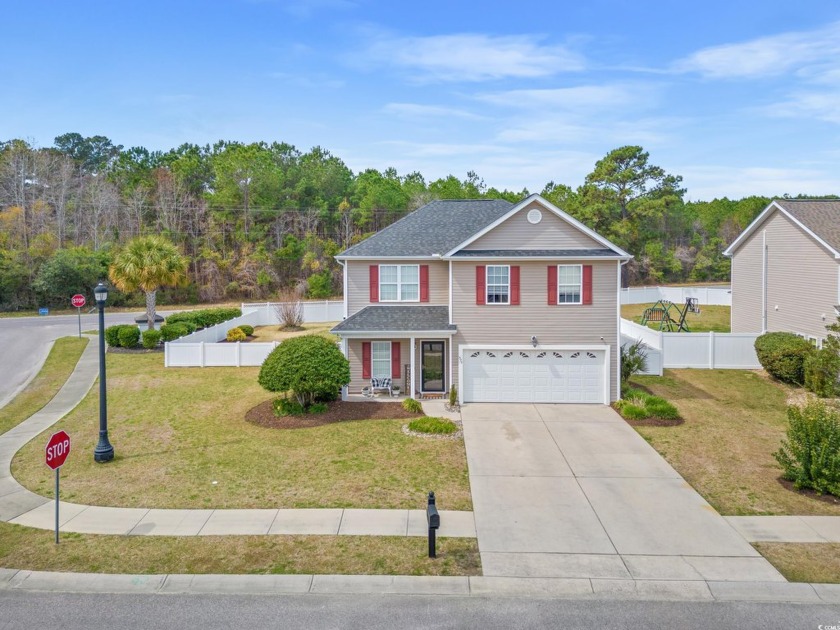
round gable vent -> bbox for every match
[527,208,542,224]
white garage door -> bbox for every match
[462,349,605,403]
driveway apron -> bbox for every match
[462,403,786,582]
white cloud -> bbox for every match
[362,33,584,82]
[476,84,644,110]
[674,21,840,79]
[764,90,840,124]
[382,103,485,120]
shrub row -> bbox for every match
[105,324,140,348]
[165,307,242,330]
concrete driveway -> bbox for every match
[462,403,786,582]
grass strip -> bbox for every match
[754,543,840,583]
[0,521,480,576]
[0,337,88,435]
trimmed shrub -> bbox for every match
[408,417,458,434]
[226,327,246,342]
[104,325,126,347]
[238,325,254,336]
[259,335,350,408]
[402,398,423,414]
[755,332,815,385]
[142,329,162,349]
[804,347,840,398]
[774,401,840,497]
[117,326,140,348]
[160,323,189,342]
[165,307,242,330]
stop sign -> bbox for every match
[45,431,71,470]
[71,294,86,308]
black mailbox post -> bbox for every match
[426,491,440,558]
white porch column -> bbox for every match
[409,336,416,399]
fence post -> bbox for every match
[236,341,241,367]
[709,331,715,369]
[164,342,169,368]
[659,330,665,374]
[200,342,205,368]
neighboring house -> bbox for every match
[724,199,840,345]
[330,194,632,404]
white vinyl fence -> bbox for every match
[164,300,344,368]
[240,300,343,325]
[620,319,760,376]
[620,286,731,306]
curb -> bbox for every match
[1,568,840,603]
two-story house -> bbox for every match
[331,194,631,405]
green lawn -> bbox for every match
[12,353,472,511]
[632,369,840,516]
[753,543,840,583]
[0,337,88,435]
[621,303,731,332]
[0,521,480,576]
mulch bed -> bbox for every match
[245,399,424,429]
[777,478,840,506]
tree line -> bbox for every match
[0,134,830,310]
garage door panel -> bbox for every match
[463,348,604,404]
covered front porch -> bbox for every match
[330,305,456,400]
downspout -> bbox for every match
[337,259,348,320]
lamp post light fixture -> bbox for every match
[93,282,114,463]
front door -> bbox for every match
[421,341,445,392]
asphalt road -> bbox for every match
[0,591,837,630]
[0,311,156,409]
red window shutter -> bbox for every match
[419,265,429,302]
[369,266,379,303]
[362,342,371,379]
[510,266,520,305]
[582,265,593,305]
[547,266,557,305]
[391,342,401,378]
[476,265,486,305]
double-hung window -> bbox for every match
[379,265,419,301]
[371,341,391,379]
[557,264,582,304]
[486,265,510,304]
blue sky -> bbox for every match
[4,0,840,200]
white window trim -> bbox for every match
[485,264,510,305]
[371,341,392,379]
[379,264,420,303]
[557,264,583,305]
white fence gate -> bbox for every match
[620,319,760,376]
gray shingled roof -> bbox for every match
[338,199,514,258]
[776,199,840,254]
[331,306,456,334]
[450,249,620,257]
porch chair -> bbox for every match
[368,377,394,397]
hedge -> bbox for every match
[754,332,815,385]
[165,307,241,330]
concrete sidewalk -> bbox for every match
[0,338,475,538]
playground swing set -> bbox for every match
[640,298,701,332]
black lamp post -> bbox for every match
[93,282,114,463]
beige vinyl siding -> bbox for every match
[345,260,448,317]
[730,226,765,334]
[764,211,838,340]
[465,201,602,250]
[731,209,839,340]
[451,260,619,401]
[347,339,410,393]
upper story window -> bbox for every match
[557,264,582,304]
[486,265,510,304]
[379,265,419,301]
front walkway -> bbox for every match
[460,403,818,583]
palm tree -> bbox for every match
[109,236,189,330]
